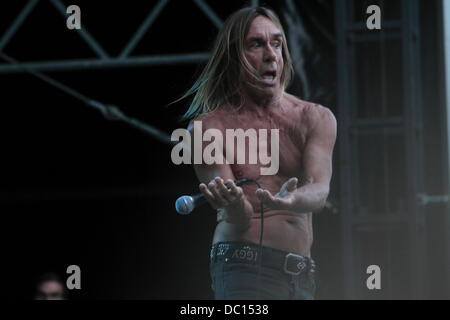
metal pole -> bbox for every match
[193,0,222,29]
[335,0,356,299]
[119,0,169,58]
[0,0,39,51]
[0,53,210,73]
[251,0,260,7]
[440,0,450,298]
[50,0,110,59]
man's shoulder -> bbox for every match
[188,105,231,130]
[284,93,335,126]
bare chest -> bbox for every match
[220,115,306,181]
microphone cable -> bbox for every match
[235,178,264,300]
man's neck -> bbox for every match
[243,86,284,110]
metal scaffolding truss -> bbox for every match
[335,0,427,299]
[0,0,260,73]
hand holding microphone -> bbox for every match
[175,177,249,215]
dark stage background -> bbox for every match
[0,0,449,299]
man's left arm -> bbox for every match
[256,106,337,213]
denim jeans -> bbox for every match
[209,241,316,300]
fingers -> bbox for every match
[216,178,234,202]
[199,177,243,209]
[200,177,297,210]
[285,177,298,192]
[256,188,281,206]
[226,179,242,198]
[199,183,220,209]
[209,179,228,207]
[278,177,298,196]
[256,188,292,210]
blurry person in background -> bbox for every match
[34,272,67,300]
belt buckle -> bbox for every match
[283,253,307,276]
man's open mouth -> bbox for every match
[261,71,276,81]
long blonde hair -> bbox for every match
[178,6,294,120]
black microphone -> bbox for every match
[175,178,252,215]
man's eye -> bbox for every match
[252,42,262,48]
[272,42,281,48]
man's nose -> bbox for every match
[263,44,277,62]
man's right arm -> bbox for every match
[189,120,254,230]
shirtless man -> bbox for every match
[184,7,336,300]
